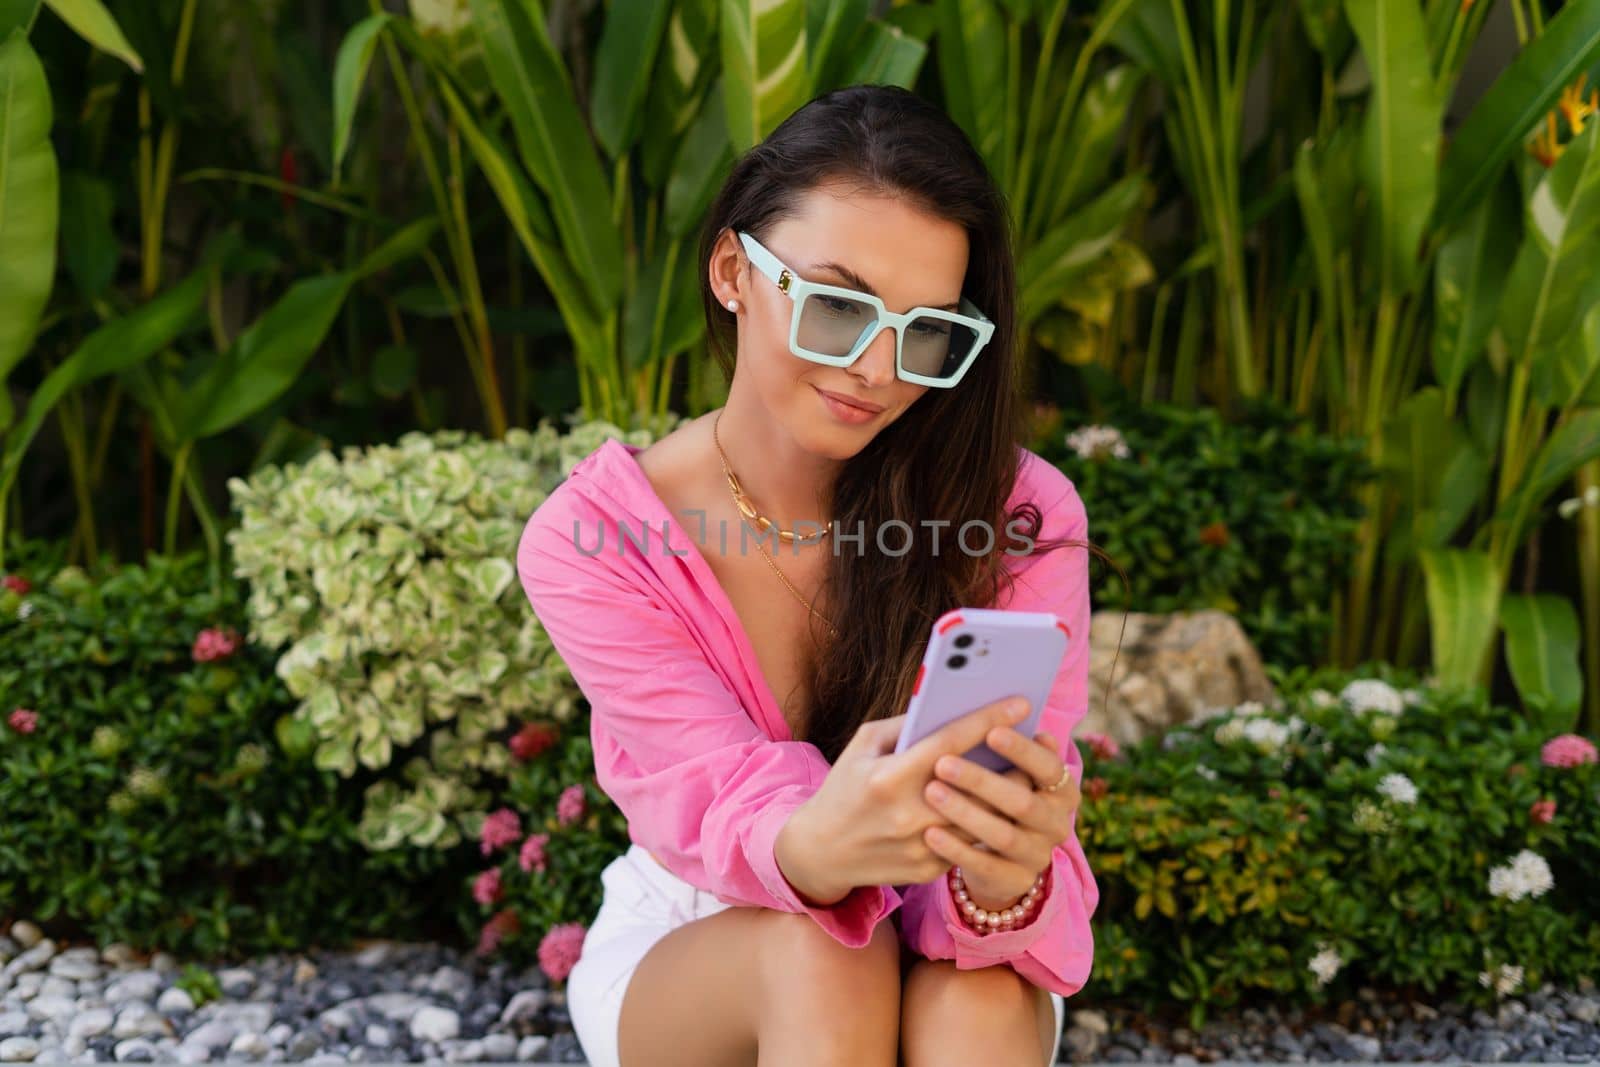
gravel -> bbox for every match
[4,917,1597,1063]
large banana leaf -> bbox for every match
[590,0,672,161]
[1497,123,1600,381]
[1432,0,1600,232]
[1342,0,1442,295]
[1379,387,1490,559]
[1500,593,1584,732]
[467,0,622,312]
[1017,173,1146,328]
[1535,301,1600,410]
[664,76,734,239]
[720,0,810,152]
[935,0,1008,187]
[0,32,56,433]
[1419,547,1501,687]
[1431,168,1520,399]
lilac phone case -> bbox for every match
[892,607,1070,773]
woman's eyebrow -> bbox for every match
[809,259,961,311]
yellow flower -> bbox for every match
[1529,112,1563,168]
[1558,75,1598,136]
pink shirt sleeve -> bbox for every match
[895,471,1100,997]
[516,496,900,949]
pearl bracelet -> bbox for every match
[948,864,1048,934]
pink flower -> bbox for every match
[1080,731,1120,760]
[537,921,588,983]
[556,784,586,826]
[1084,776,1108,801]
[8,708,38,734]
[475,908,520,957]
[192,626,241,663]
[1530,799,1557,825]
[479,808,522,856]
[1541,734,1597,768]
[509,722,559,762]
[518,832,550,874]
[1,575,30,595]
[473,867,503,906]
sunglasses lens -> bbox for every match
[902,314,981,381]
[797,292,880,359]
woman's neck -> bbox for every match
[709,402,841,533]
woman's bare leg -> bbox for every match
[898,957,1057,1067]
[616,906,903,1067]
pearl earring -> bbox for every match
[727,300,739,312]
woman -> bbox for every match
[517,84,1101,1067]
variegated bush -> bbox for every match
[226,418,670,851]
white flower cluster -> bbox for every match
[1376,772,1418,805]
[1308,942,1344,986]
[1065,424,1132,461]
[1557,484,1600,520]
[1365,743,1387,766]
[1479,962,1525,997]
[1487,849,1555,902]
[1212,703,1304,755]
[1340,678,1406,716]
[1195,764,1219,781]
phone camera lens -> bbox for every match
[946,654,967,670]
[952,633,974,649]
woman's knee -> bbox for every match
[756,908,903,1001]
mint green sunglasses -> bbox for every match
[737,231,996,388]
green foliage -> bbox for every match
[0,548,456,959]
[1034,397,1375,667]
[174,963,222,1008]
[1077,668,1600,1024]
[226,418,669,852]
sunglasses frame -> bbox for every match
[736,230,996,388]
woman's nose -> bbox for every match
[852,322,899,386]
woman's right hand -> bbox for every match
[774,695,1033,905]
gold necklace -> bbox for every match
[712,412,840,641]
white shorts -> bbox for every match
[565,843,1066,1067]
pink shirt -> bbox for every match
[515,436,1098,997]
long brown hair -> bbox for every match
[698,84,1123,763]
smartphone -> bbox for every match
[892,607,1070,774]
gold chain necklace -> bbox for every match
[712,411,840,641]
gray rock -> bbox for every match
[67,1007,114,1039]
[156,987,195,1014]
[0,1017,26,1040]
[103,973,163,1005]
[6,926,41,952]
[147,953,178,973]
[514,1035,546,1062]
[173,1044,211,1064]
[35,978,74,1001]
[29,1051,65,1064]
[497,990,545,1028]
[112,1037,158,1062]
[111,1005,169,1040]
[285,1029,322,1061]
[410,1006,460,1044]
[480,1032,517,1060]
[99,944,138,970]
[180,1020,237,1052]
[443,1038,484,1062]
[210,1002,273,1034]
[2,943,55,979]
[216,968,256,998]
[22,999,73,1025]
[0,1037,39,1063]
[363,1025,393,1049]
[227,1031,269,1060]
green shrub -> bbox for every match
[0,549,460,958]
[1032,397,1374,667]
[225,418,671,852]
[1076,666,1600,1025]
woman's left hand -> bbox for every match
[921,726,1080,911]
